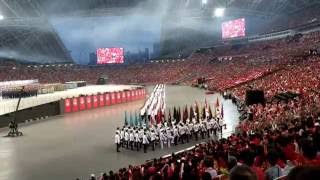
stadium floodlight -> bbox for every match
[214,8,225,17]
[0,15,4,20]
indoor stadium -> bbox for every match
[0,0,320,180]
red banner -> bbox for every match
[111,92,116,104]
[99,94,105,107]
[116,92,121,104]
[72,97,79,112]
[79,97,86,110]
[93,95,98,108]
[142,89,145,97]
[122,91,127,103]
[63,88,146,114]
[135,90,138,100]
[126,91,131,101]
[64,98,71,113]
[105,93,110,106]
[86,95,92,109]
[131,90,135,100]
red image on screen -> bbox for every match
[222,18,245,39]
[96,48,124,64]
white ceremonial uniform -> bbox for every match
[179,125,185,135]
[115,134,120,144]
[120,130,124,139]
[185,124,190,135]
[129,132,135,150]
[173,127,179,138]
[142,134,149,144]
[194,123,199,132]
[188,123,194,134]
[115,134,121,152]
[142,134,149,153]
[139,129,144,140]
[135,132,140,143]
[124,131,129,148]
[159,130,167,149]
[124,131,129,141]
[166,128,173,148]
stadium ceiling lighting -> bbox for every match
[0,15,4,20]
[202,0,207,5]
[214,8,225,17]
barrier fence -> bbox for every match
[61,88,146,114]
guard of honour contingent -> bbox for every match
[115,84,225,153]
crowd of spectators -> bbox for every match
[69,33,320,180]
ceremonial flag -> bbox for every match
[177,107,181,122]
[140,113,144,127]
[208,105,213,119]
[195,101,200,122]
[202,106,206,119]
[183,105,188,123]
[156,109,161,124]
[189,105,194,119]
[221,103,224,119]
[205,98,208,109]
[124,111,128,126]
[129,111,134,126]
[215,98,220,108]
[135,111,139,126]
[168,109,172,124]
[173,106,177,120]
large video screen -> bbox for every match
[96,48,124,64]
[222,18,246,39]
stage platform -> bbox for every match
[0,84,142,116]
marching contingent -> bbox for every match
[115,116,223,153]
[115,85,225,153]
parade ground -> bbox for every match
[0,85,239,180]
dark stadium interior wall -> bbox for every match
[0,101,61,128]
[159,15,221,57]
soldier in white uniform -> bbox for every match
[205,119,210,138]
[115,132,121,152]
[134,130,140,151]
[150,130,157,151]
[166,127,173,148]
[184,123,190,143]
[207,118,214,137]
[193,122,200,141]
[178,123,186,144]
[159,128,167,149]
[138,128,144,149]
[124,130,129,149]
[200,121,207,139]
[213,119,219,136]
[187,120,194,139]
[120,128,125,147]
[142,132,149,153]
[173,125,179,145]
[129,130,135,150]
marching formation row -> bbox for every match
[114,117,224,153]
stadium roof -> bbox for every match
[0,0,319,18]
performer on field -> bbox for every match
[142,132,149,153]
[115,132,121,152]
